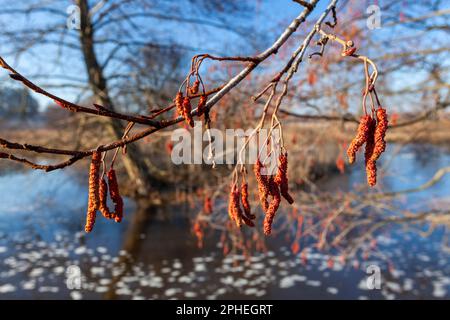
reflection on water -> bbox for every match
[0,144,449,299]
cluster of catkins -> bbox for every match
[229,153,294,236]
[174,88,207,128]
[85,151,124,233]
[347,107,388,186]
[228,181,256,229]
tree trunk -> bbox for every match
[77,0,159,196]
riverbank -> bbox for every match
[1,117,449,192]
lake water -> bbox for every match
[0,144,449,299]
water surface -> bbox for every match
[0,144,448,299]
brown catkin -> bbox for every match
[364,116,376,164]
[107,168,124,223]
[370,107,388,162]
[347,115,372,164]
[85,151,101,233]
[228,185,242,228]
[240,181,255,220]
[366,159,377,187]
[274,152,294,204]
[182,97,194,127]
[240,210,255,227]
[174,92,183,117]
[364,116,377,187]
[98,177,112,219]
[254,160,269,212]
[264,177,281,236]
[197,95,207,116]
[190,79,200,95]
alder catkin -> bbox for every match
[197,95,207,116]
[99,177,112,219]
[240,211,255,227]
[263,177,281,236]
[174,92,183,117]
[347,115,372,164]
[190,79,200,95]
[274,152,294,204]
[364,116,376,164]
[182,97,194,128]
[228,185,242,228]
[366,159,377,187]
[254,160,269,212]
[85,151,101,233]
[240,181,255,220]
[107,168,124,223]
[370,107,388,162]
[364,116,377,187]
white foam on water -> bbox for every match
[178,275,193,284]
[22,280,35,290]
[326,287,338,295]
[70,291,82,300]
[432,283,446,298]
[29,268,44,278]
[251,263,265,270]
[91,267,105,276]
[184,291,197,298]
[161,267,171,274]
[116,287,132,296]
[220,275,234,285]
[194,263,206,272]
[38,286,59,293]
[74,246,86,255]
[403,278,414,291]
[0,284,16,293]
[386,282,402,293]
[234,278,248,287]
[97,247,107,254]
[164,288,180,297]
[306,280,321,287]
[95,286,108,293]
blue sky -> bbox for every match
[0,0,448,112]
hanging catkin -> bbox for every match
[263,177,281,236]
[274,152,294,204]
[364,116,377,186]
[254,160,269,212]
[99,177,112,219]
[107,168,124,223]
[197,95,207,116]
[174,92,183,117]
[366,159,377,187]
[228,185,242,228]
[182,97,194,127]
[240,181,255,219]
[190,79,200,95]
[85,151,101,233]
[347,115,372,164]
[370,107,388,162]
